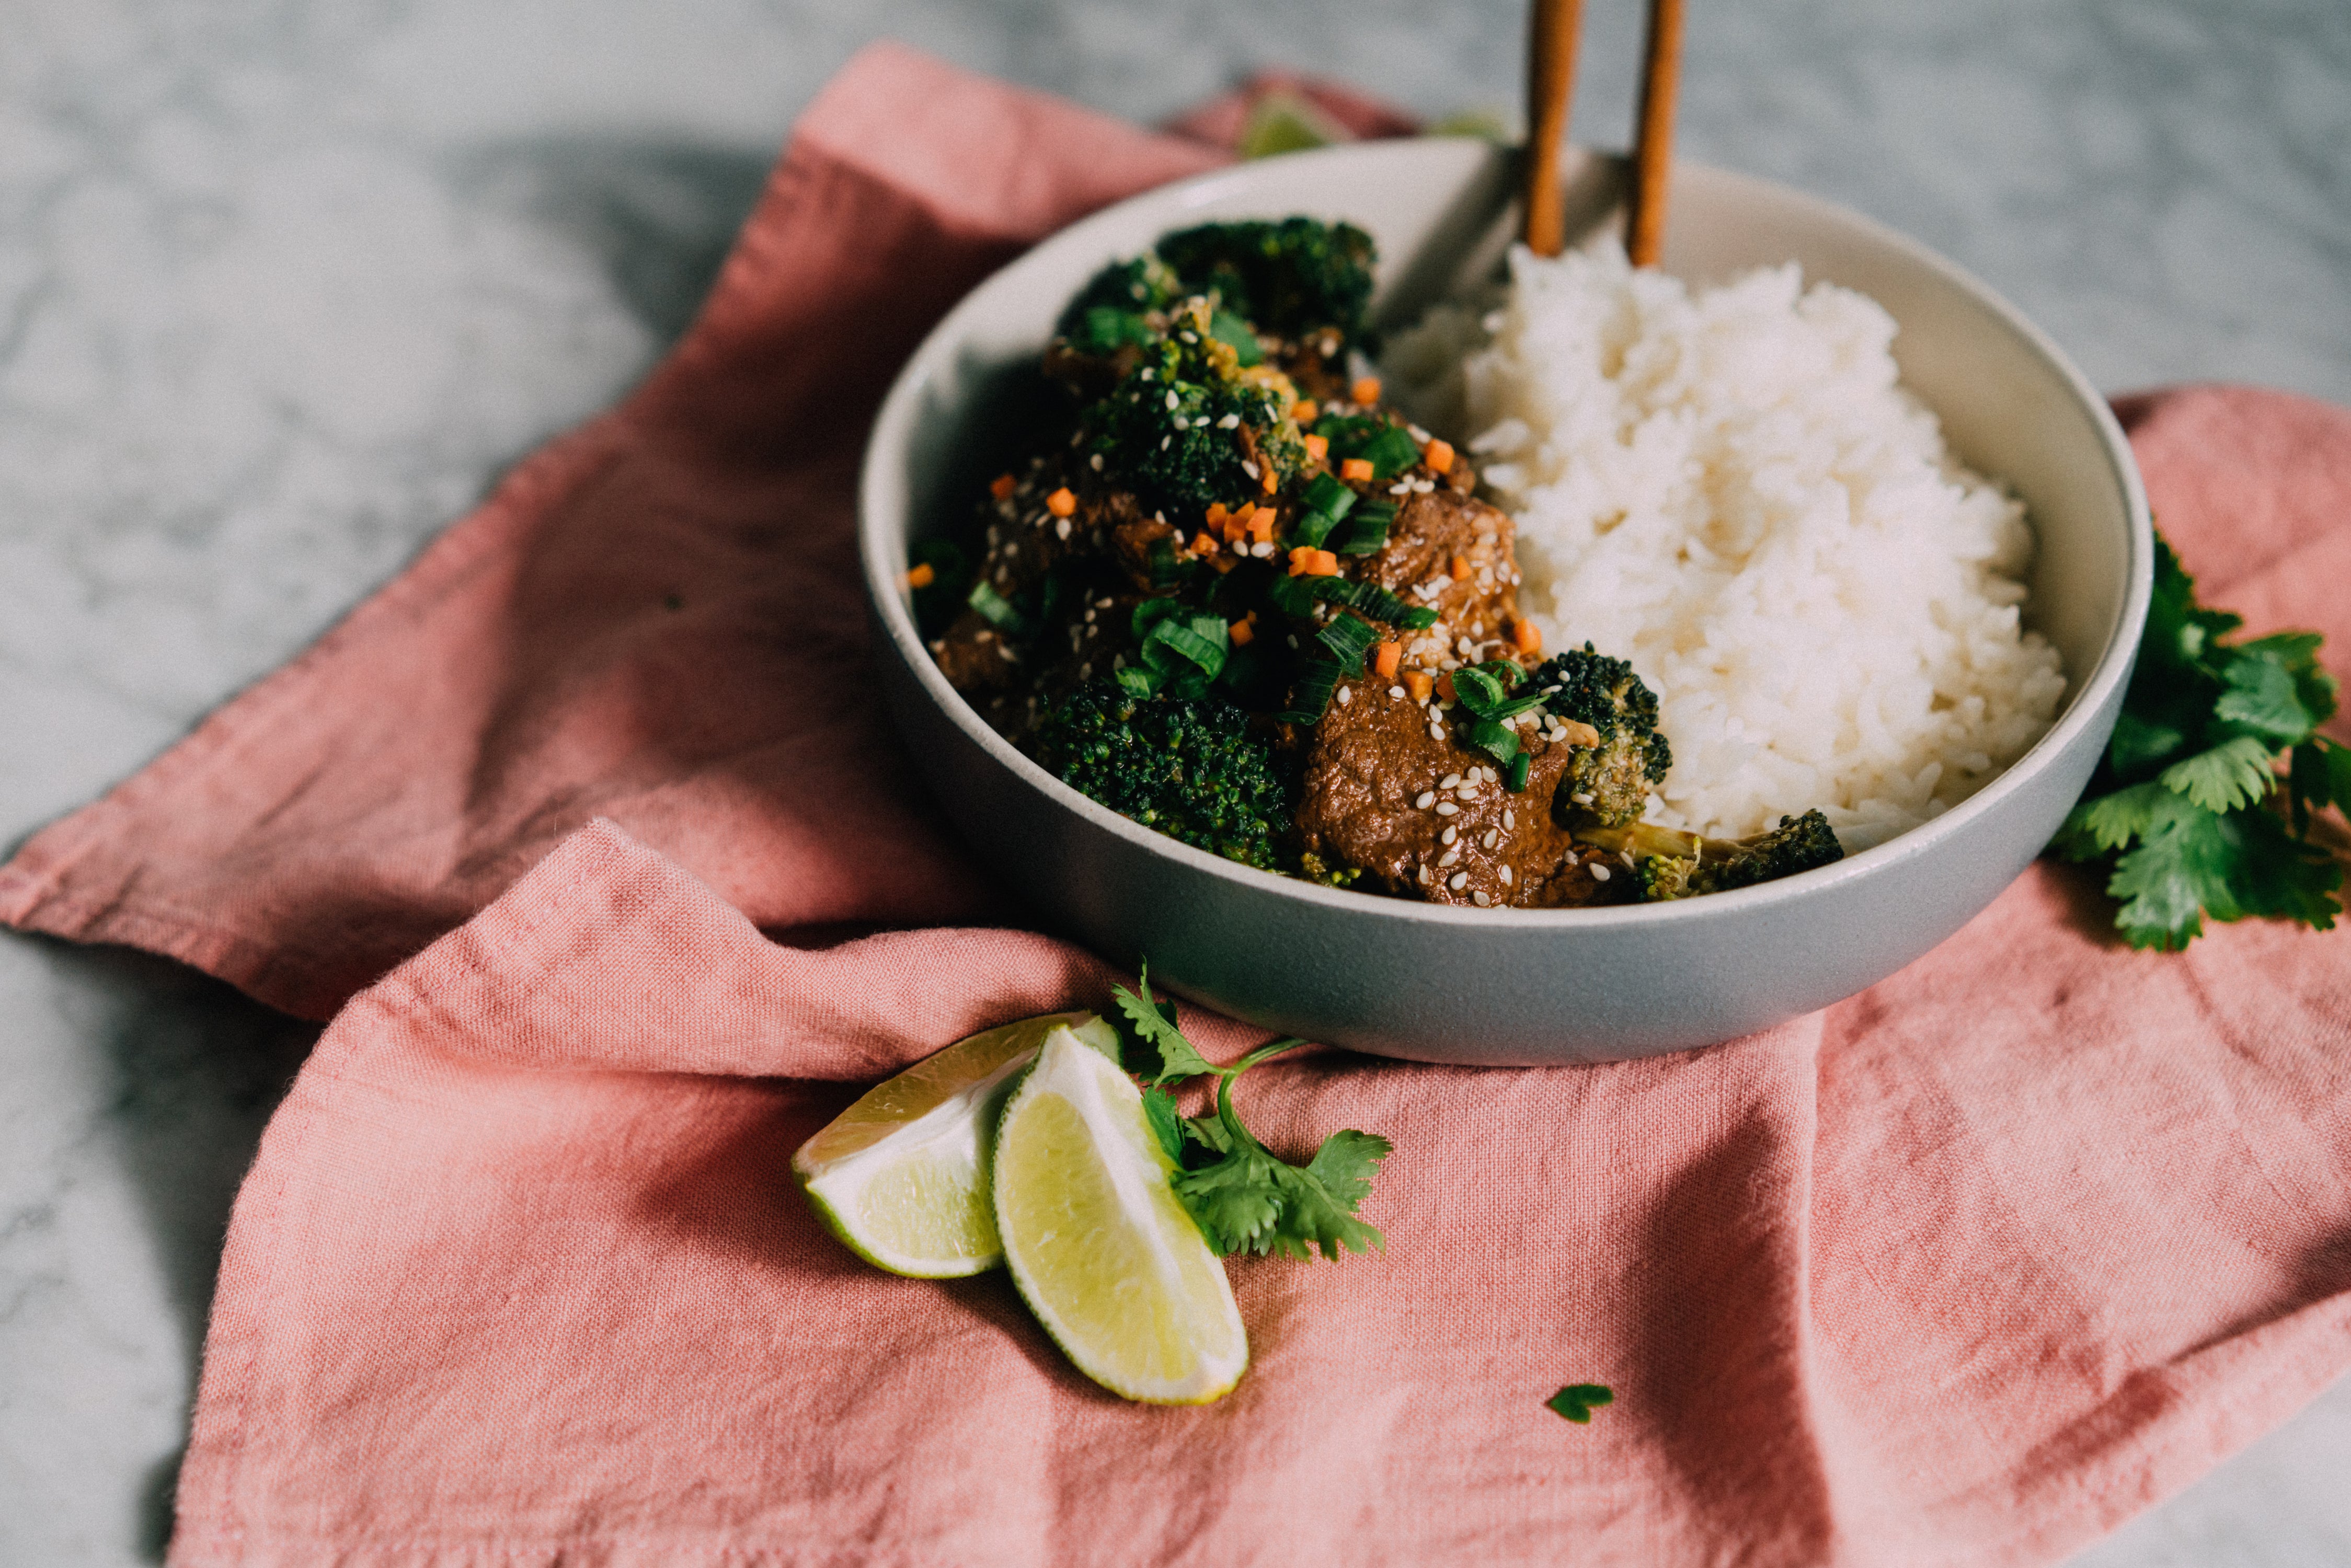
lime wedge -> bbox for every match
[795,1012,1119,1278]
[993,1028,1248,1403]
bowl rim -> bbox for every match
[857,137,2154,931]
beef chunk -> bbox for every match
[1293,677,1619,909]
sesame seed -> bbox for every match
[1441,826,1458,845]
[1498,865,1513,885]
[1435,801,1459,817]
[1096,597,1115,609]
[1573,792,1595,806]
[1337,686,1352,706]
[1621,851,1636,869]
[1504,809,1516,829]
[1161,436,1171,450]
[1415,791,1436,809]
[1252,541,1274,558]
[1590,863,1613,882]
[1165,390,1179,410]
[1457,787,1478,801]
[1472,890,1492,906]
[1172,415,1189,431]
[1448,872,1469,891]
[1439,848,1460,867]
[1389,685,1406,700]
[1090,453,1104,471]
[1217,413,1241,430]
[1056,517,1071,540]
[1482,829,1500,849]
[1440,773,1462,790]
[1242,460,1261,480]
[1428,723,1447,740]
[1180,330,1198,343]
[1417,865,1432,884]
[1079,663,1091,678]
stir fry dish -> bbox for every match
[914,217,1840,907]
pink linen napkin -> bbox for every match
[1,39,2346,1567]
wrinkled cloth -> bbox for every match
[1,40,2345,1568]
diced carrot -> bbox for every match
[1046,487,1077,517]
[1230,613,1256,645]
[1404,670,1435,704]
[990,473,1016,501]
[1373,641,1401,679]
[1306,549,1341,577]
[1292,399,1319,423]
[1206,501,1229,528]
[1351,376,1381,405]
[1261,464,1278,494]
[1248,511,1276,544]
[1303,433,1329,462]
[1340,457,1374,482]
[1512,617,1542,654]
[1233,501,1256,523]
[1189,532,1219,556]
[1424,439,1455,474]
[1449,554,1472,581]
[904,562,936,590]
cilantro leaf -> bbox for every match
[2159,735,2279,813]
[2059,527,2347,950]
[2211,653,2320,746]
[1141,1084,1186,1165]
[1111,974,1393,1262]
[2055,781,2175,857]
[2105,791,2342,950]
[2105,708,2191,776]
[1111,961,1215,1083]
[1546,1384,1615,1423]
[1171,1141,1289,1254]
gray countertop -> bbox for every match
[3,2,2347,1562]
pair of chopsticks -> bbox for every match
[1522,0,1684,262]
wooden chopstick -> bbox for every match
[1521,0,1585,257]
[1625,0,1685,267]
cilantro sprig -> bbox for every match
[1110,963,1391,1260]
[2055,532,2347,950]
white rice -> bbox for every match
[1384,241,2068,850]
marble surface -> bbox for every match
[2,1,2347,1562]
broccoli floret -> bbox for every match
[1081,300,1309,520]
[1056,255,1184,355]
[1600,811,1843,902]
[1155,218,1377,344]
[1032,681,1294,871]
[1534,643,1673,827]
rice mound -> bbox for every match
[1384,242,2068,850]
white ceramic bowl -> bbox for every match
[859,140,2151,1066]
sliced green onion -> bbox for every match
[1207,310,1264,366]
[1338,501,1394,556]
[1452,664,1509,714]
[1131,596,1183,639]
[1290,508,1340,550]
[1469,718,1521,766]
[1302,472,1357,521]
[1316,614,1379,675]
[1279,658,1343,724]
[1358,425,1421,480]
[1505,753,1532,793]
[1147,618,1229,679]
[967,580,1030,637]
[1116,664,1160,699]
